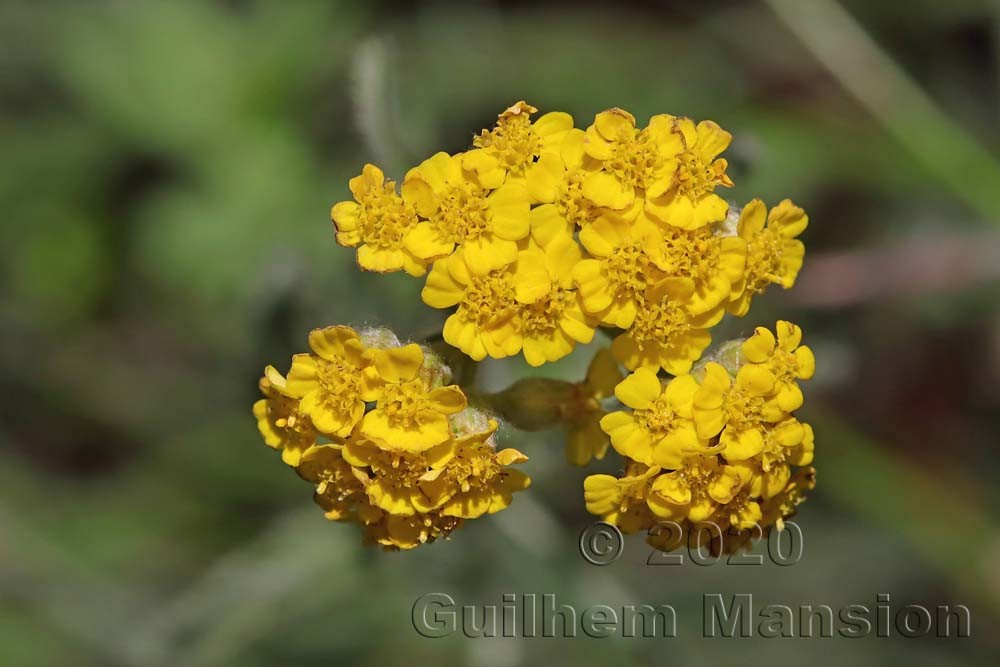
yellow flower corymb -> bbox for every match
[256,326,531,550]
[270,101,819,554]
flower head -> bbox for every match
[359,344,468,453]
[403,152,530,274]
[468,100,574,182]
[421,248,519,361]
[581,109,682,211]
[645,454,748,522]
[740,320,816,411]
[511,234,596,366]
[584,462,660,533]
[285,326,380,437]
[729,199,808,316]
[609,277,717,375]
[645,118,733,230]
[331,164,426,276]
[253,365,318,466]
[600,368,710,468]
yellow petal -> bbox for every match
[614,367,661,410]
[421,258,465,309]
[582,171,633,210]
[737,198,767,238]
[741,327,776,363]
[585,348,623,398]
[374,344,423,383]
[427,385,468,414]
[488,182,531,240]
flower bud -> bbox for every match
[486,377,578,431]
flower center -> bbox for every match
[557,170,599,227]
[518,288,571,334]
[379,379,427,427]
[745,228,783,293]
[316,358,363,413]
[660,226,722,282]
[723,386,766,430]
[604,242,660,300]
[607,127,663,191]
[433,180,491,243]
[628,299,690,351]
[460,270,516,328]
[473,114,542,177]
[357,182,418,248]
[675,149,727,200]
[635,394,684,439]
[446,443,502,493]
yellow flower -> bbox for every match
[285,326,379,437]
[526,129,603,239]
[564,348,623,466]
[421,248,519,361]
[511,234,596,366]
[581,108,682,211]
[609,277,717,375]
[740,320,816,411]
[331,164,426,276]
[253,365,318,466]
[297,443,369,520]
[692,361,786,461]
[645,117,733,230]
[584,462,660,533]
[645,454,748,522]
[402,151,530,274]
[426,423,531,519]
[600,368,710,468]
[572,217,667,328]
[657,219,746,315]
[358,344,468,453]
[466,100,574,183]
[728,199,808,316]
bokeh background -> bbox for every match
[2,0,999,665]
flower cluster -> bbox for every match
[253,326,529,549]
[584,321,816,550]
[254,101,816,554]
[332,102,807,374]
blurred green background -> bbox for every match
[2,0,999,664]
